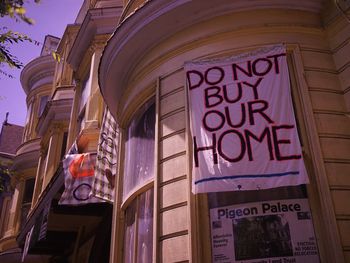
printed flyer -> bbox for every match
[210,199,319,263]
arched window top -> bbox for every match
[123,100,155,201]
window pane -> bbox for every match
[123,199,137,263]
[79,71,91,112]
[38,95,49,117]
[23,178,35,204]
[136,188,154,263]
[25,103,32,126]
[123,102,155,199]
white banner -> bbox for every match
[186,45,309,193]
[59,153,103,205]
[210,199,319,263]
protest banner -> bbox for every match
[185,45,309,193]
[59,153,103,205]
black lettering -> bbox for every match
[267,53,286,74]
[222,83,242,103]
[205,86,223,108]
[193,134,218,167]
[244,127,274,161]
[187,70,204,90]
[205,66,225,85]
[272,125,302,161]
[225,104,246,128]
[232,60,252,81]
[203,110,225,132]
[243,77,263,99]
[252,58,273,76]
[217,130,246,162]
[248,100,274,125]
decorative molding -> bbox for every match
[330,185,350,191]
[308,87,344,94]
[160,86,184,100]
[159,230,189,241]
[318,133,350,139]
[15,138,41,156]
[28,70,55,89]
[160,129,186,142]
[344,86,350,94]
[313,109,348,115]
[324,158,350,164]
[159,151,186,164]
[335,215,350,220]
[99,0,325,120]
[160,175,187,187]
[159,201,188,213]
[67,6,122,70]
[36,99,73,136]
[20,55,56,95]
[338,60,350,73]
[304,66,338,74]
[160,107,185,121]
[289,44,345,262]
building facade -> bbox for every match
[100,0,350,262]
[0,0,349,262]
[0,34,58,262]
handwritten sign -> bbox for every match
[186,45,309,193]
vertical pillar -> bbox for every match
[42,124,63,189]
[85,39,105,126]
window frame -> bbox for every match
[121,99,156,205]
[38,95,49,117]
[118,98,156,263]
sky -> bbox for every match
[0,0,84,128]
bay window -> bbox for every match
[122,100,155,263]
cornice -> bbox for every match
[15,138,41,156]
[99,0,324,120]
[56,24,80,54]
[12,149,40,170]
[67,6,122,70]
[36,99,73,136]
[20,55,56,95]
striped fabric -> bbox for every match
[90,107,119,203]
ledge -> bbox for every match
[20,55,56,95]
[13,138,41,170]
[36,99,73,136]
[67,6,122,70]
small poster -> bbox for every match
[210,199,319,263]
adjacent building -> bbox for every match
[0,0,349,262]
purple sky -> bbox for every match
[0,0,84,128]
